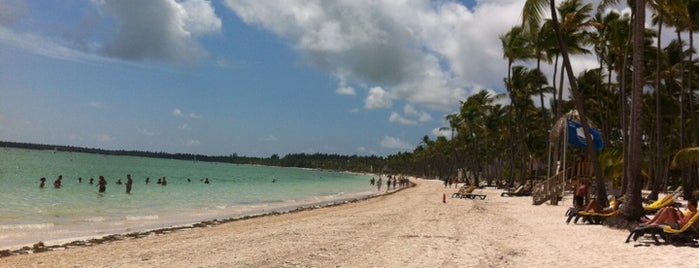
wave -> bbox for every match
[0,223,54,230]
[125,215,159,221]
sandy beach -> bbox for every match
[3,178,698,267]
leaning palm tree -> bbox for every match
[522,0,608,206]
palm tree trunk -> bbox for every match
[621,0,646,220]
[548,0,607,206]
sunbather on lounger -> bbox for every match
[584,195,619,214]
[640,199,697,230]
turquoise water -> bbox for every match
[0,148,376,249]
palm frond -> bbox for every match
[671,147,699,169]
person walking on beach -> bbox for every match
[125,174,133,194]
[53,175,63,188]
[39,177,46,188]
[377,177,383,191]
[98,176,107,193]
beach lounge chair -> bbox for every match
[452,185,476,198]
[625,211,699,244]
[566,209,619,224]
[501,185,530,197]
[460,191,487,200]
[643,193,679,214]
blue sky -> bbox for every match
[0,0,586,157]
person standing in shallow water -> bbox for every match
[97,176,107,193]
[125,174,133,194]
[53,175,62,188]
[39,177,46,188]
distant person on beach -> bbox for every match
[125,174,133,194]
[443,178,448,188]
[574,181,589,209]
[157,178,162,184]
[116,179,123,185]
[145,177,150,184]
[98,176,107,193]
[387,179,392,191]
[370,177,375,186]
[39,177,46,188]
[89,178,94,185]
[78,177,82,183]
[161,177,167,186]
[204,178,210,184]
[377,177,382,191]
[54,175,62,188]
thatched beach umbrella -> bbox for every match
[548,109,598,142]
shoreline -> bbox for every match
[5,178,698,267]
[0,179,411,258]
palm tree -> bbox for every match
[522,0,608,205]
[619,0,648,220]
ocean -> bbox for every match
[0,147,377,250]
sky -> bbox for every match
[0,0,646,157]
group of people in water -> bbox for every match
[369,174,409,191]
[39,174,212,193]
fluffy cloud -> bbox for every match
[380,136,413,151]
[223,0,525,111]
[98,0,221,62]
[389,104,432,126]
[364,86,392,109]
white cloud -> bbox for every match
[380,136,413,150]
[184,139,200,147]
[0,0,221,63]
[364,86,392,109]
[222,0,518,112]
[262,135,278,141]
[389,112,418,126]
[137,128,157,136]
[336,85,356,96]
[389,104,432,126]
[96,133,114,143]
[173,108,201,119]
[179,123,191,130]
[97,0,222,62]
[432,127,453,139]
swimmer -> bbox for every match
[39,177,46,188]
[53,175,62,188]
[98,176,107,193]
[125,174,133,194]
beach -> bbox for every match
[3,178,698,267]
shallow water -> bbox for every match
[0,148,376,249]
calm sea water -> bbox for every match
[0,148,376,250]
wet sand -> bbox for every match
[3,178,698,267]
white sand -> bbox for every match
[3,178,698,267]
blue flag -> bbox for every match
[567,120,604,151]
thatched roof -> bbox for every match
[549,110,598,141]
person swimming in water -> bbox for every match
[39,177,46,188]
